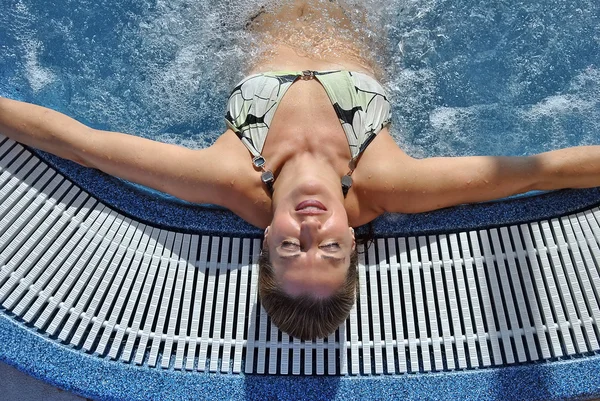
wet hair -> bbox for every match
[258,247,359,341]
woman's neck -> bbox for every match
[271,153,345,210]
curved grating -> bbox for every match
[1,134,600,375]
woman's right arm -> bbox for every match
[0,97,239,206]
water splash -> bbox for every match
[7,0,57,93]
[1,0,599,156]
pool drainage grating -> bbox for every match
[1,133,600,376]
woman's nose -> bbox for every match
[300,217,321,242]
[300,216,321,230]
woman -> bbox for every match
[1,0,599,340]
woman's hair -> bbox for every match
[258,247,359,341]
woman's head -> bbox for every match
[258,246,359,340]
[259,176,358,340]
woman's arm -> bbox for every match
[0,97,237,206]
[366,133,600,214]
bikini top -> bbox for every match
[225,70,392,196]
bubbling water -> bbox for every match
[1,0,599,158]
[242,0,390,78]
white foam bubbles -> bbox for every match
[520,66,600,124]
[429,106,473,131]
[525,94,596,118]
[11,0,57,93]
[23,39,56,93]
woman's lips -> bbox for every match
[296,200,327,214]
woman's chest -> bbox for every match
[260,80,353,172]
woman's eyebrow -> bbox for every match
[278,254,301,260]
[321,255,345,264]
[277,254,344,265]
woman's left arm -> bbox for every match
[377,146,600,214]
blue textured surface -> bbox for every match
[2,314,600,401]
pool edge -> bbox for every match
[30,148,600,238]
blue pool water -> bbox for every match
[1,0,600,234]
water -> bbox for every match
[1,0,599,169]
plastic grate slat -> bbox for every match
[133,229,169,366]
[367,243,383,374]
[440,234,466,369]
[221,237,239,373]
[544,220,587,353]
[59,211,123,343]
[509,225,545,360]
[181,235,200,370]
[410,237,429,372]
[256,239,269,375]
[459,232,489,367]
[26,196,98,328]
[163,234,189,369]
[532,222,572,356]
[82,220,139,353]
[377,239,396,374]
[148,231,178,368]
[120,227,160,363]
[244,239,261,374]
[499,226,537,361]
[348,259,359,375]
[281,333,291,376]
[174,234,194,370]
[520,224,556,359]
[108,225,154,360]
[198,237,219,371]
[449,233,477,368]
[232,238,250,374]
[210,237,230,372]
[358,249,372,374]
[399,238,418,372]
[71,216,131,348]
[100,223,148,358]
[469,231,498,366]
[269,315,279,375]
[560,216,599,350]
[388,238,407,373]
[49,206,111,339]
[491,228,526,362]
[316,337,324,376]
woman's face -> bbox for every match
[265,181,355,298]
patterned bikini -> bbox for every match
[225,70,391,196]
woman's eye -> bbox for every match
[321,242,340,250]
[282,241,300,250]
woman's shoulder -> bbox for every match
[208,131,273,228]
[349,129,420,220]
[345,191,383,227]
[352,128,413,187]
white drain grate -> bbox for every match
[1,134,600,375]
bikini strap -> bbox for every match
[251,155,275,192]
